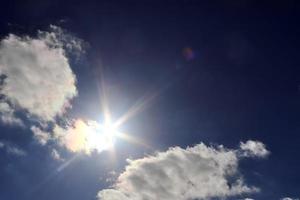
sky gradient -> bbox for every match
[0,1,299,200]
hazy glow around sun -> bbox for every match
[62,118,120,154]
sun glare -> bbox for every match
[81,119,118,153]
[102,121,118,145]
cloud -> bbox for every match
[0,25,80,122]
[53,119,114,154]
[31,125,51,145]
[98,141,268,200]
[40,25,86,59]
[239,140,270,158]
[0,102,24,126]
[0,141,26,156]
[25,118,115,158]
[51,148,64,161]
[56,120,89,153]
[281,198,299,200]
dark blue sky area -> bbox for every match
[0,1,300,200]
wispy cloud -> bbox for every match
[31,125,51,145]
[281,197,300,200]
[0,141,26,156]
[51,148,64,161]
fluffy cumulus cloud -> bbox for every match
[0,141,26,156]
[0,25,80,123]
[281,198,299,200]
[239,140,270,158]
[98,140,269,200]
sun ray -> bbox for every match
[116,131,153,150]
[92,60,169,153]
[114,84,170,128]
[94,59,112,124]
[28,154,80,197]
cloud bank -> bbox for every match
[98,140,269,200]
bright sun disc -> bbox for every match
[102,121,117,145]
[84,120,118,153]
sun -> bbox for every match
[101,121,118,145]
[83,119,119,153]
[67,116,149,154]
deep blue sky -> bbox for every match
[0,1,300,200]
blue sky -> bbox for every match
[0,1,299,200]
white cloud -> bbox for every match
[281,197,299,200]
[98,141,267,200]
[0,141,26,156]
[0,26,79,122]
[51,148,64,161]
[31,125,51,145]
[0,101,23,126]
[239,140,270,158]
[40,25,86,59]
